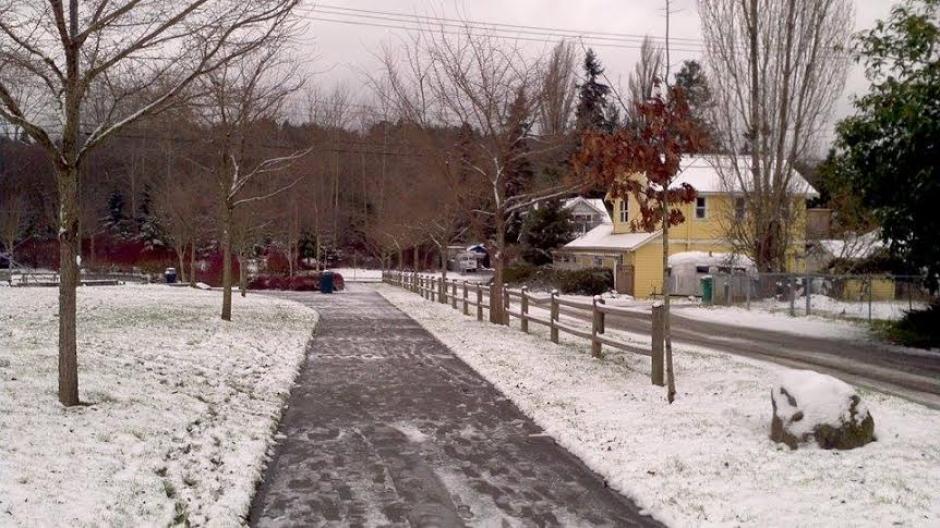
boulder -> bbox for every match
[770,369,875,450]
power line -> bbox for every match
[300,15,703,54]
[303,3,705,46]
[297,4,852,61]
[310,3,705,44]
[297,11,705,53]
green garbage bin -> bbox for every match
[700,276,713,305]
[320,271,335,294]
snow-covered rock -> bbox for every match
[770,369,875,450]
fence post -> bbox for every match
[550,289,559,344]
[591,296,605,358]
[789,276,796,317]
[520,286,529,333]
[451,281,457,309]
[746,274,751,310]
[727,270,733,305]
[651,302,665,386]
[805,273,811,316]
[476,283,483,321]
[868,277,873,323]
[463,281,469,315]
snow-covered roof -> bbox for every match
[818,230,883,260]
[562,223,659,251]
[563,197,612,224]
[671,155,818,197]
[668,251,755,269]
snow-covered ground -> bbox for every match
[329,267,383,282]
[0,285,317,526]
[757,293,924,322]
[674,303,872,340]
[375,283,940,528]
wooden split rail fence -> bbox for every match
[382,270,666,386]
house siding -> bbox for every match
[565,172,813,298]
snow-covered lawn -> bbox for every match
[755,293,924,322]
[375,284,940,528]
[329,267,383,282]
[673,303,872,340]
[0,285,317,527]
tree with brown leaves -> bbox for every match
[574,85,707,403]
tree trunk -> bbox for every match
[238,253,247,297]
[489,207,507,324]
[287,243,295,278]
[221,204,233,321]
[7,241,13,285]
[176,243,187,284]
[89,232,95,269]
[662,200,676,403]
[57,164,81,406]
[190,242,197,288]
[59,1,82,406]
[413,246,419,272]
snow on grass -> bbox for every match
[375,283,940,528]
[673,303,872,340]
[328,267,383,282]
[0,285,317,527]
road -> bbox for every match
[557,303,940,408]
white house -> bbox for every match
[562,197,611,235]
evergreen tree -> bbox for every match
[520,199,575,265]
[575,49,616,133]
[673,60,715,150]
[832,0,940,290]
[504,87,535,198]
[136,184,165,249]
[105,191,131,238]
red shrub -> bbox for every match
[202,251,240,287]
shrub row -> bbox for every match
[248,272,345,292]
[502,264,613,296]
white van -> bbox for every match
[457,252,478,273]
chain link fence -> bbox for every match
[696,272,934,322]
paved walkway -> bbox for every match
[249,288,661,527]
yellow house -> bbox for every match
[554,156,818,298]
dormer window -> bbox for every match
[695,197,707,219]
[619,199,628,223]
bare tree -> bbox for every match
[699,0,853,271]
[0,0,300,405]
[0,191,26,282]
[539,41,578,136]
[626,36,665,127]
[193,41,309,320]
[381,29,579,323]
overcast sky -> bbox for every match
[296,0,896,151]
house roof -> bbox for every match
[562,223,660,252]
[668,251,755,269]
[818,230,883,260]
[563,197,612,224]
[671,155,818,197]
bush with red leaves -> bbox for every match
[247,271,344,292]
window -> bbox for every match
[619,199,628,223]
[734,197,746,220]
[695,197,707,219]
[593,256,603,267]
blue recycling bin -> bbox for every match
[320,271,335,294]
